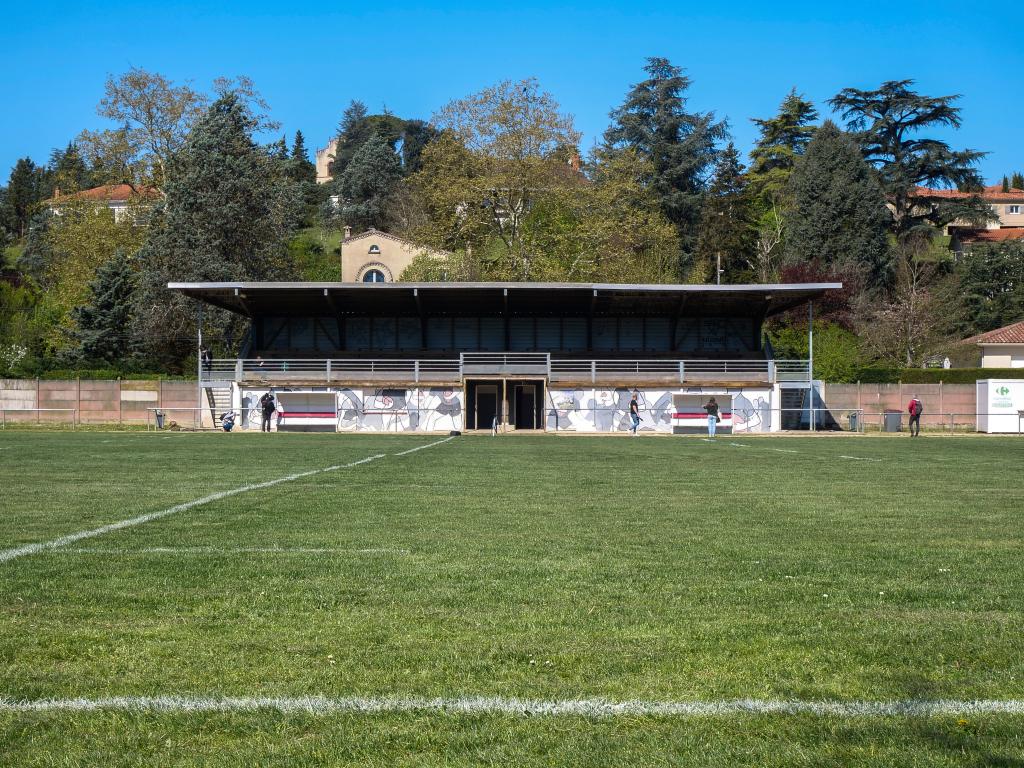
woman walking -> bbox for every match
[704,397,720,438]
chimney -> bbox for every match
[53,186,61,199]
[344,225,352,239]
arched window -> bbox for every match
[368,244,381,254]
[362,269,386,283]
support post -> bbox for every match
[808,301,814,432]
[197,307,204,419]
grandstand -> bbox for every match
[170,281,840,433]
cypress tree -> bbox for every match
[1003,176,1011,193]
[288,130,316,184]
[1012,172,1024,190]
[785,121,891,283]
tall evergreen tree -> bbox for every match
[604,57,727,271]
[70,251,137,364]
[694,143,755,282]
[785,121,891,282]
[1003,176,1011,193]
[1012,172,1024,190]
[133,92,300,368]
[2,158,42,238]
[288,130,316,184]
[829,80,990,239]
[336,133,403,232]
[399,119,439,174]
[747,89,818,205]
[44,143,95,196]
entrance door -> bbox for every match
[474,384,499,431]
[513,384,537,429]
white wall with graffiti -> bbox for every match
[545,387,774,433]
[237,386,464,432]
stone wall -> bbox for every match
[0,379,199,425]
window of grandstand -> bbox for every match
[362,269,386,283]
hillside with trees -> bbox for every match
[1,61,1019,378]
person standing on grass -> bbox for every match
[704,397,720,438]
[259,391,276,433]
[629,391,641,435]
[907,395,923,437]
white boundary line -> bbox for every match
[1,695,1022,718]
[0,454,395,565]
[51,547,410,555]
[393,436,456,456]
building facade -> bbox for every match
[967,320,1024,368]
[340,228,447,283]
[911,185,1024,249]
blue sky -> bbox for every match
[1,1,1020,184]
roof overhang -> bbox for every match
[167,281,843,319]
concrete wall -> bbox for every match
[0,379,199,425]
[980,344,1024,368]
[822,382,977,430]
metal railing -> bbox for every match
[1,408,78,428]
[203,357,811,384]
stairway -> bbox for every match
[204,385,233,428]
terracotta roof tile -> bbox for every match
[50,184,160,203]
[911,185,1024,202]
[958,228,1024,243]
[965,319,1024,345]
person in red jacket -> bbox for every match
[907,395,923,437]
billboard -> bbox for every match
[976,379,1024,433]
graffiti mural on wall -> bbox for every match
[547,387,773,433]
[338,387,464,432]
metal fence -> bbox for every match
[203,357,811,385]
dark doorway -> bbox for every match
[466,380,500,430]
[509,379,545,430]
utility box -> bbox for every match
[883,410,902,432]
[976,379,1024,433]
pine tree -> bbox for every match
[785,121,891,283]
[336,133,403,231]
[695,143,756,282]
[70,251,136,364]
[2,158,42,238]
[748,89,818,205]
[829,80,989,239]
[133,93,301,368]
[1012,172,1024,190]
[44,143,95,197]
[288,130,316,184]
[604,57,727,271]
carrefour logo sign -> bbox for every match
[997,386,1010,396]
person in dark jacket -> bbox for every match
[907,395,923,437]
[259,392,276,433]
[704,397,720,438]
[629,391,641,436]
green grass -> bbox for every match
[1,432,1023,766]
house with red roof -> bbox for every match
[965,319,1024,368]
[47,184,160,224]
[910,185,1024,250]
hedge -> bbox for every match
[850,368,1024,384]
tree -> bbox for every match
[2,158,42,238]
[1012,172,1024,190]
[604,57,727,271]
[952,241,1024,335]
[133,92,301,368]
[1003,176,1012,193]
[694,143,755,282]
[69,251,137,364]
[43,144,95,197]
[77,67,206,190]
[413,78,582,279]
[747,88,818,205]
[399,119,439,174]
[336,133,404,231]
[784,121,891,283]
[42,199,147,348]
[829,80,991,239]
[288,130,316,184]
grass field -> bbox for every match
[1,431,1023,766]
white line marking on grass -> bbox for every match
[2,695,1023,718]
[0,454,386,565]
[55,547,410,556]
[393,436,455,456]
[772,449,800,454]
[839,455,883,462]
[729,442,751,448]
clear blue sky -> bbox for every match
[1,1,1020,184]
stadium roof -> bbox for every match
[169,281,842,319]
